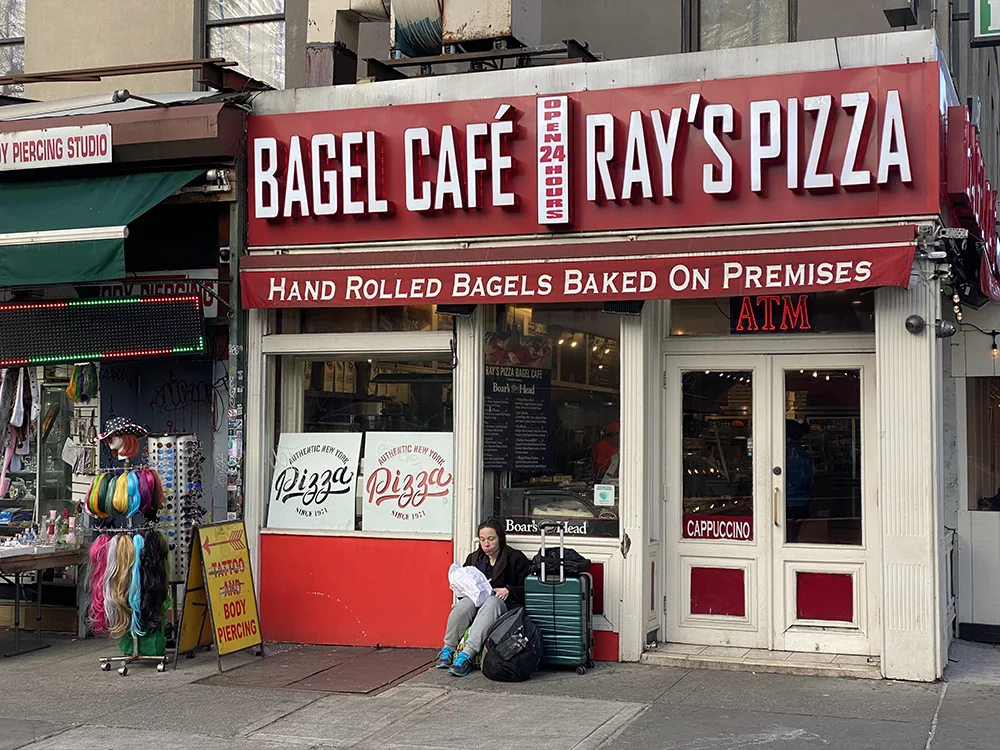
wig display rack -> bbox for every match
[89,420,174,676]
[147,434,207,583]
[96,514,172,676]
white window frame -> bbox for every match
[689,0,797,52]
[261,329,456,540]
[204,1,286,88]
[0,0,25,98]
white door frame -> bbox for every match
[664,354,771,649]
[663,340,880,655]
[769,354,880,656]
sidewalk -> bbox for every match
[0,634,998,749]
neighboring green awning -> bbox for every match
[0,169,201,287]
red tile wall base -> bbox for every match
[593,630,619,662]
[690,566,746,617]
[796,572,853,622]
[589,563,605,615]
[260,534,453,648]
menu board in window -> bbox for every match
[483,331,553,473]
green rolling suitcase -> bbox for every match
[523,521,595,674]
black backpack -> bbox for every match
[530,546,591,580]
[481,607,543,682]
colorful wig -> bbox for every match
[102,536,121,636]
[126,472,141,518]
[107,535,135,640]
[86,535,112,635]
[139,530,169,633]
[128,534,145,636]
[112,473,130,516]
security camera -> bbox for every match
[905,315,926,335]
[935,320,958,339]
[219,246,232,264]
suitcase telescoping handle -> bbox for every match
[538,520,566,584]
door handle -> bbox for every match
[773,487,781,527]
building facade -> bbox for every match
[238,26,1000,682]
[4,1,1000,681]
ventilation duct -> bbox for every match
[392,0,444,58]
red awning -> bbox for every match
[240,225,917,309]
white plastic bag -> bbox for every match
[449,563,492,607]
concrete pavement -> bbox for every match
[0,633,998,749]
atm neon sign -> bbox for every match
[731,294,813,333]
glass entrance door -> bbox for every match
[666,355,770,649]
[769,355,878,655]
[665,354,878,655]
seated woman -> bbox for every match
[437,517,531,677]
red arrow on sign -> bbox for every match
[201,530,245,555]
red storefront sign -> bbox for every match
[241,241,914,308]
[946,105,1000,301]
[248,63,938,249]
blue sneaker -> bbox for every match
[449,651,473,677]
[435,646,454,669]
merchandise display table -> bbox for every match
[0,547,88,657]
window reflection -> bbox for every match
[682,371,754,541]
[485,305,621,538]
[784,369,862,545]
[298,358,453,531]
[700,0,789,51]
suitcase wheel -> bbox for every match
[586,659,595,669]
[576,666,587,675]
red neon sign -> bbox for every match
[731,294,813,333]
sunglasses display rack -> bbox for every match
[148,434,207,581]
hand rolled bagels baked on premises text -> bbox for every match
[262,258,878,306]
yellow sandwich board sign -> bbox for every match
[175,520,263,670]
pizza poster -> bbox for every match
[361,432,454,534]
[267,433,362,530]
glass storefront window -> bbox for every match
[670,291,874,336]
[783,369,862,545]
[966,377,1000,511]
[483,305,621,538]
[301,306,453,334]
[700,0,789,51]
[266,357,453,532]
[681,370,755,541]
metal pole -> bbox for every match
[12,572,20,654]
[34,571,43,650]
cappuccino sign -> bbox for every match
[361,432,454,534]
[266,433,362,531]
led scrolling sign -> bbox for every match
[0,296,206,367]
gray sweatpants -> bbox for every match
[444,596,508,657]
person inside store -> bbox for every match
[785,419,815,540]
[593,421,620,481]
[436,517,531,677]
